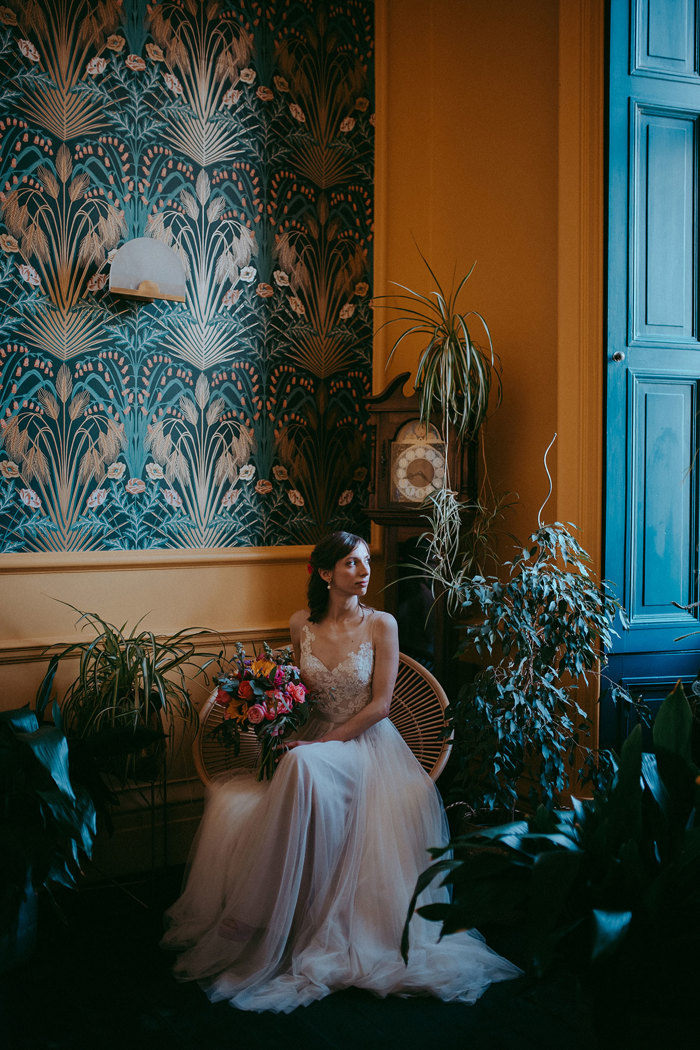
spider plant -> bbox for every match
[378,251,502,447]
[36,604,218,781]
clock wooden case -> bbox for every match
[364,373,477,690]
[364,372,476,524]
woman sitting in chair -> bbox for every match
[162,531,520,1013]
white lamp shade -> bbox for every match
[109,237,186,302]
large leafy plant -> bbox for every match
[403,682,700,1012]
[0,700,97,948]
[433,520,619,814]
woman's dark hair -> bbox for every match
[307,531,368,623]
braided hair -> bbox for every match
[307,531,369,623]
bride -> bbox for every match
[162,531,520,1013]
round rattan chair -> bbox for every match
[193,652,451,785]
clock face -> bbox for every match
[390,436,446,502]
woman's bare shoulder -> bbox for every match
[289,608,311,632]
[368,609,398,638]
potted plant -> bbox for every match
[402,682,700,1026]
[378,251,502,454]
[36,606,217,785]
[0,699,97,973]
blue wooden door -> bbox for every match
[603,0,700,742]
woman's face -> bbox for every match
[328,542,370,597]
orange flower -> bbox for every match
[251,658,276,678]
[226,698,249,723]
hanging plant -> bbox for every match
[377,250,502,444]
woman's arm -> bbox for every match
[289,608,306,666]
[288,613,399,746]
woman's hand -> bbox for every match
[286,733,336,750]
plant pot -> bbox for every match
[0,879,38,975]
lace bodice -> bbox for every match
[300,622,374,724]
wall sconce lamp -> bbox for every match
[109,237,186,302]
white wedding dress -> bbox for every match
[162,616,521,1013]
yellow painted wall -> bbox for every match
[0,0,604,869]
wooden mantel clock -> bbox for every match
[364,372,477,689]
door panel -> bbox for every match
[632,108,696,341]
[604,0,700,743]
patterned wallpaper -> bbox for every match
[0,0,374,552]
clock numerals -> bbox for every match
[390,440,446,503]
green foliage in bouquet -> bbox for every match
[403,683,700,1012]
[212,643,313,780]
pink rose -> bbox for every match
[125,477,145,494]
[125,54,146,71]
[287,682,307,705]
[263,704,277,721]
[255,479,273,495]
[247,704,265,725]
[238,680,254,700]
[256,282,274,298]
[214,687,231,707]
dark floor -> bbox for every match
[0,869,686,1050]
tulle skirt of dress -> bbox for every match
[161,716,521,1013]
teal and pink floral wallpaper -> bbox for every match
[0,0,374,552]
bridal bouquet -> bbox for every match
[211,642,312,780]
